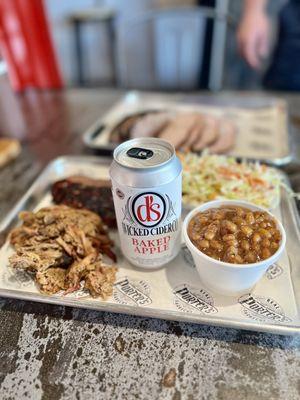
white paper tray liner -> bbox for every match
[0,189,297,327]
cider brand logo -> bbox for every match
[131,192,166,227]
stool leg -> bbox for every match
[74,20,84,86]
[107,18,116,86]
[208,0,228,91]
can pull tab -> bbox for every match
[126,147,154,160]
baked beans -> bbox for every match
[188,206,281,264]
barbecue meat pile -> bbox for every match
[9,205,117,298]
[109,111,152,143]
[51,175,116,228]
[109,111,237,154]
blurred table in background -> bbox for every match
[0,88,300,399]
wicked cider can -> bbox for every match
[109,138,182,268]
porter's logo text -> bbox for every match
[173,284,218,314]
[239,294,290,323]
[114,277,152,306]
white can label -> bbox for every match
[111,174,182,268]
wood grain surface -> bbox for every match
[0,88,299,400]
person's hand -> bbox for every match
[237,8,271,69]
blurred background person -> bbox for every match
[237,0,300,90]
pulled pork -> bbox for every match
[9,205,117,298]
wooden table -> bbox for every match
[0,89,300,400]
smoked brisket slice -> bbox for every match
[51,175,116,228]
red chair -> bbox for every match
[0,0,63,91]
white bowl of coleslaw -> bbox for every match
[183,199,286,296]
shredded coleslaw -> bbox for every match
[179,152,282,209]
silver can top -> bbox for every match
[113,138,174,169]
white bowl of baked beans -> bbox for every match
[183,200,286,296]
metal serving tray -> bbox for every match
[0,156,299,335]
[83,91,293,166]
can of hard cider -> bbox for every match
[110,137,182,269]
